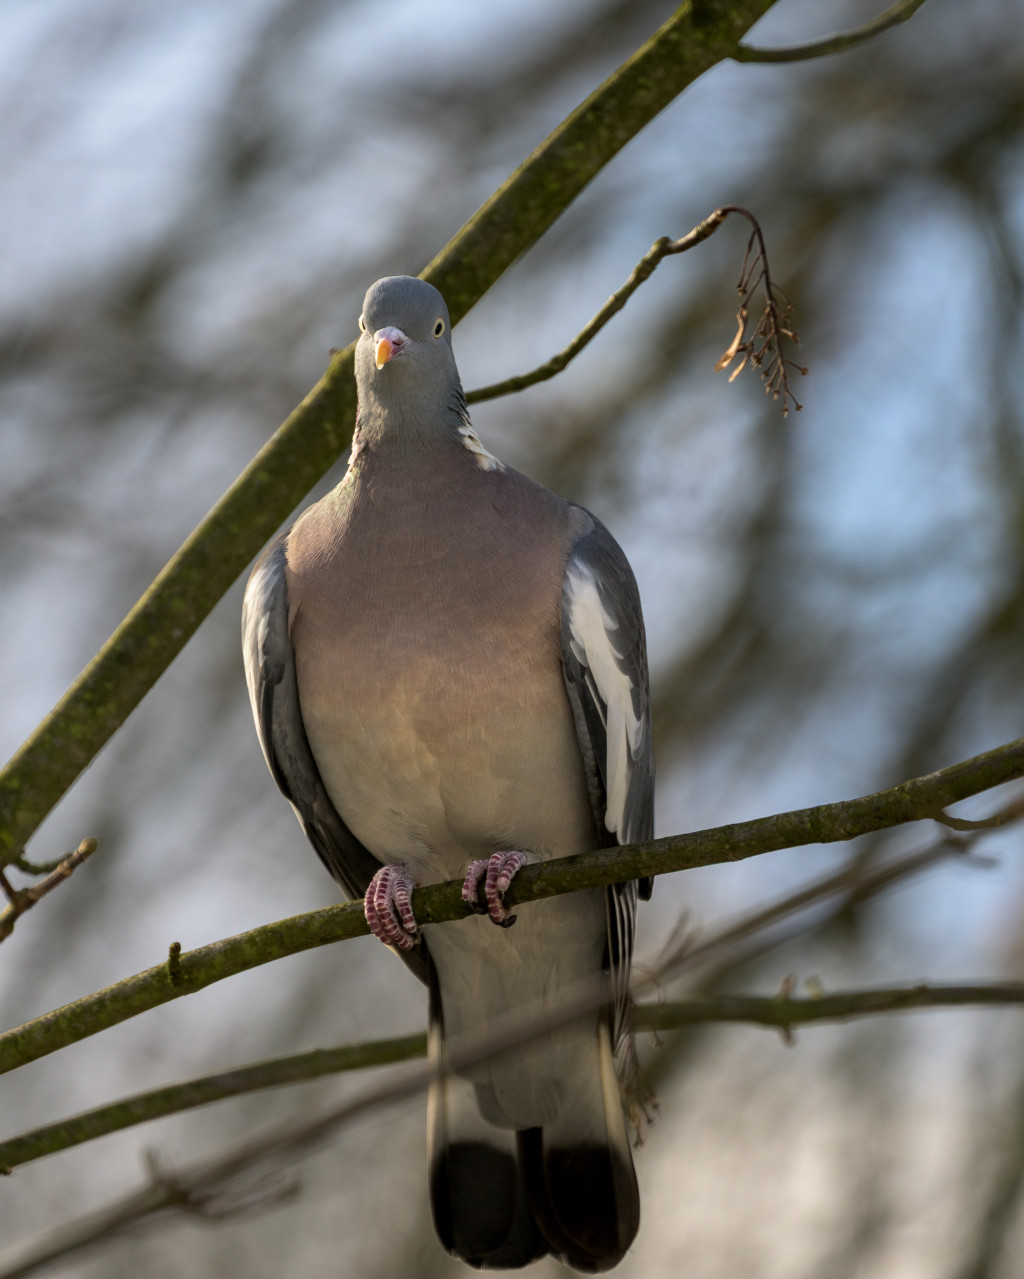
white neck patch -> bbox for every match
[457,422,502,472]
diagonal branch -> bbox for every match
[0,1033,429,1173]
[734,0,929,64]
[2,735,1022,1077]
[0,0,777,869]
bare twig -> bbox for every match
[734,0,929,64]
[655,828,973,978]
[640,984,1024,1032]
[3,737,1024,1075]
[466,209,730,403]
[467,206,804,414]
[0,839,97,944]
[931,793,1024,832]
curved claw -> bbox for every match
[364,862,419,951]
[461,851,529,927]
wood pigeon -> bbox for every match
[242,276,654,1272]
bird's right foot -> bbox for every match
[364,862,419,951]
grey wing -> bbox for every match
[241,534,387,905]
[560,510,654,1041]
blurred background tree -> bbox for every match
[2,0,1024,1275]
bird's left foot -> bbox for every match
[461,851,529,927]
[364,862,419,951]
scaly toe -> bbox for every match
[482,850,529,927]
[461,858,491,915]
[364,862,419,951]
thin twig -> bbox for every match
[3,737,1024,1075]
[467,206,805,414]
[639,985,1024,1031]
[932,797,1024,832]
[466,209,730,403]
[734,0,929,64]
[0,840,97,944]
[654,828,973,979]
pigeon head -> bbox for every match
[354,276,464,441]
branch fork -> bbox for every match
[0,838,97,944]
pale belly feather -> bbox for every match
[299,638,596,884]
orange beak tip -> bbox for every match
[375,337,393,370]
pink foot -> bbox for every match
[364,862,419,951]
[461,851,529,928]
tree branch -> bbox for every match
[1,977,1021,1278]
[734,0,929,64]
[0,0,777,869]
[2,736,1022,1077]
[2,982,1021,1177]
[0,826,968,1172]
[0,1033,429,1173]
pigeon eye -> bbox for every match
[433,319,445,338]
[358,314,366,333]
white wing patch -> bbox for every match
[563,559,642,839]
[241,553,281,771]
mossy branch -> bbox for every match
[4,983,1022,1175]
[2,734,1022,1077]
[0,1033,429,1173]
[0,0,778,868]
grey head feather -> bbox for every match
[355,276,467,444]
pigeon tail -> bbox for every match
[517,1019,639,1273]
[428,967,548,1268]
[427,962,639,1271]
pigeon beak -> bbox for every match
[374,326,408,371]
